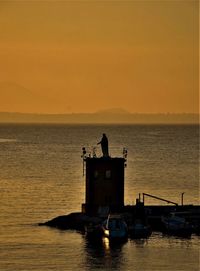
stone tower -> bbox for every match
[82,152,126,215]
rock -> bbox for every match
[39,212,102,231]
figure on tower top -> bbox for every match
[97,133,109,157]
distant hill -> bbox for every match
[95,108,130,114]
[0,112,198,124]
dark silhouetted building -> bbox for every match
[82,157,125,215]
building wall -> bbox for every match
[85,157,125,212]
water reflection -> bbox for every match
[83,236,127,271]
[0,138,17,143]
[163,234,193,249]
[129,238,149,248]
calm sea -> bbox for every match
[0,124,199,271]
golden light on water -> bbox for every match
[104,229,110,237]
[103,237,110,251]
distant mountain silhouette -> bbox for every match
[96,108,130,114]
[0,83,198,123]
[0,112,198,124]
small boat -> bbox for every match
[129,219,152,239]
[102,214,128,242]
[161,213,193,237]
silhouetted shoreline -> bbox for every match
[0,112,198,124]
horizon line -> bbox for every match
[0,111,199,115]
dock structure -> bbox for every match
[41,142,200,235]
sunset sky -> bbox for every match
[0,0,198,114]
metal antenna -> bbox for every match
[81,147,87,176]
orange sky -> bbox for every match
[0,1,198,114]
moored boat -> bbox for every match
[102,214,128,242]
[161,213,193,237]
[129,219,152,239]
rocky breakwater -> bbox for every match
[39,212,102,231]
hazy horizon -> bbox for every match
[0,109,199,115]
[0,111,198,124]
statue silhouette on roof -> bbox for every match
[97,133,109,157]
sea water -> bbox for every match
[0,124,199,271]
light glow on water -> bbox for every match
[0,138,17,143]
